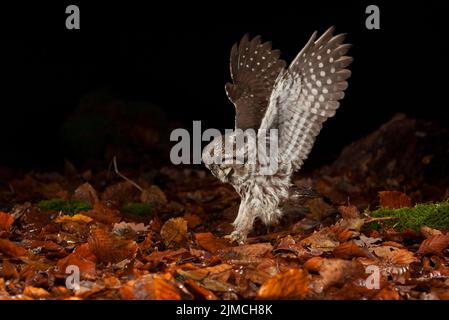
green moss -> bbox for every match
[122,202,153,217]
[37,198,92,215]
[366,200,449,231]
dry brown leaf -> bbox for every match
[88,228,138,263]
[374,286,401,300]
[177,264,232,282]
[57,243,96,279]
[72,182,99,206]
[0,212,14,235]
[257,269,311,299]
[329,225,355,242]
[371,246,397,258]
[55,214,93,224]
[338,205,360,219]
[194,232,230,253]
[220,242,273,258]
[420,226,442,238]
[184,279,218,300]
[83,202,121,225]
[417,234,449,256]
[312,259,364,293]
[384,248,418,265]
[300,228,339,252]
[119,274,181,300]
[0,260,19,279]
[183,213,202,229]
[333,241,373,259]
[160,217,188,245]
[23,286,51,299]
[303,257,326,273]
[379,191,412,209]
[145,248,188,263]
[0,239,27,257]
[140,185,167,207]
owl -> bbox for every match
[202,27,352,244]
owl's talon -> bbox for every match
[225,230,247,245]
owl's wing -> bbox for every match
[259,26,352,171]
[225,34,286,131]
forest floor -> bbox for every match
[0,114,448,300]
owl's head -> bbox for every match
[202,132,247,183]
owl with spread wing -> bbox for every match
[202,27,352,244]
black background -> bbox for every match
[2,1,448,169]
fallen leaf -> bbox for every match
[338,205,360,219]
[177,264,232,282]
[0,260,19,279]
[300,228,339,252]
[160,217,188,245]
[374,285,401,300]
[312,259,364,293]
[120,274,181,300]
[183,213,202,229]
[23,286,51,299]
[257,269,310,299]
[379,191,412,209]
[417,234,449,256]
[0,212,14,236]
[0,239,27,257]
[88,228,138,263]
[371,246,397,258]
[55,214,93,224]
[113,222,149,236]
[420,226,443,239]
[72,182,99,206]
[333,241,373,259]
[83,202,121,225]
[220,243,273,259]
[194,232,230,253]
[384,249,418,265]
[184,279,218,300]
[140,185,167,207]
[57,243,96,279]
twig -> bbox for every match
[112,156,144,192]
[365,216,399,223]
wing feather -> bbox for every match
[225,34,286,130]
[259,27,352,171]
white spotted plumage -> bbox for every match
[202,27,352,244]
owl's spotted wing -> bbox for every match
[225,34,286,131]
[259,26,352,171]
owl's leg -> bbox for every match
[226,201,256,245]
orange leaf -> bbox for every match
[0,239,27,257]
[257,269,310,299]
[337,205,360,219]
[183,213,202,229]
[194,232,230,253]
[374,286,401,300]
[333,241,372,259]
[57,243,96,279]
[83,202,121,225]
[120,274,181,300]
[0,212,14,233]
[88,228,138,263]
[23,286,51,299]
[379,191,412,209]
[160,217,188,245]
[384,248,418,265]
[303,257,325,272]
[417,234,449,256]
[184,279,218,300]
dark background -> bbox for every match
[2,1,448,169]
